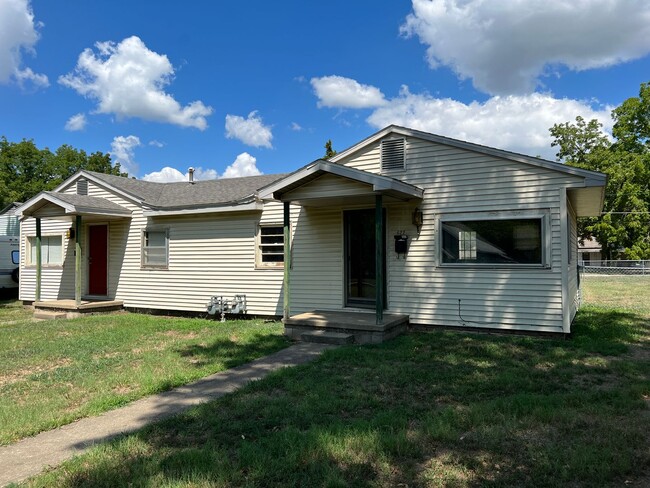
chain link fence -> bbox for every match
[580,260,650,276]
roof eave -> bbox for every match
[143,200,264,217]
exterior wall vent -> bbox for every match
[381,138,406,172]
[76,178,88,195]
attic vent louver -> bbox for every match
[76,178,88,195]
[381,138,405,172]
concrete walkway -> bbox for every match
[0,342,333,487]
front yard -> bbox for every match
[0,303,287,445]
[16,277,650,487]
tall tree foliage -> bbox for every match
[324,139,337,159]
[550,83,650,259]
[0,137,126,208]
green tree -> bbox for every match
[324,139,337,159]
[550,83,650,259]
[0,137,126,208]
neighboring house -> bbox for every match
[578,237,604,264]
[0,202,21,290]
[16,126,606,334]
[0,202,21,236]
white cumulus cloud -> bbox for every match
[225,111,273,148]
[64,113,87,131]
[366,86,612,159]
[59,36,213,129]
[221,152,263,179]
[142,166,218,183]
[193,167,218,180]
[311,75,387,108]
[142,167,185,182]
[0,0,48,88]
[402,0,650,95]
[110,135,141,175]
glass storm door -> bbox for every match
[344,209,385,308]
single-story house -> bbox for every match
[16,126,606,337]
[578,237,604,264]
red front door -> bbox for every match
[88,225,108,296]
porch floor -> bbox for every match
[34,299,124,313]
[284,310,409,345]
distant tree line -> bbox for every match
[0,137,126,208]
[550,81,650,259]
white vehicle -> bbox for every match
[0,236,20,289]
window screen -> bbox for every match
[258,225,284,266]
[142,230,168,267]
[28,236,63,266]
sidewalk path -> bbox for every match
[0,342,333,487]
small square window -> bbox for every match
[257,224,285,268]
[142,230,168,268]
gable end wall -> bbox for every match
[312,135,587,332]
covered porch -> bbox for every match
[259,159,423,344]
[16,191,132,306]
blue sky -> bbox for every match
[1,0,650,181]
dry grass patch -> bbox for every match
[0,311,287,445]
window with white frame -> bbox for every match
[441,217,545,265]
[27,235,63,266]
[141,230,168,268]
[256,224,284,268]
[458,231,477,260]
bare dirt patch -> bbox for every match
[160,330,199,340]
[0,358,72,387]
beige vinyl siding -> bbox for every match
[302,135,587,332]
[80,177,296,315]
[284,174,376,201]
[24,179,297,315]
[290,206,344,313]
[19,219,73,301]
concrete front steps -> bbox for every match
[285,310,409,345]
[300,330,355,345]
[31,299,124,320]
[33,310,68,320]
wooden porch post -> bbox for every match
[35,218,41,301]
[283,201,291,321]
[75,215,82,306]
[375,194,384,324]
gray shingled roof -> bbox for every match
[44,191,132,214]
[85,171,287,210]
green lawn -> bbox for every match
[0,298,34,323]
[0,302,287,445]
[581,274,650,312]
[17,280,650,487]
